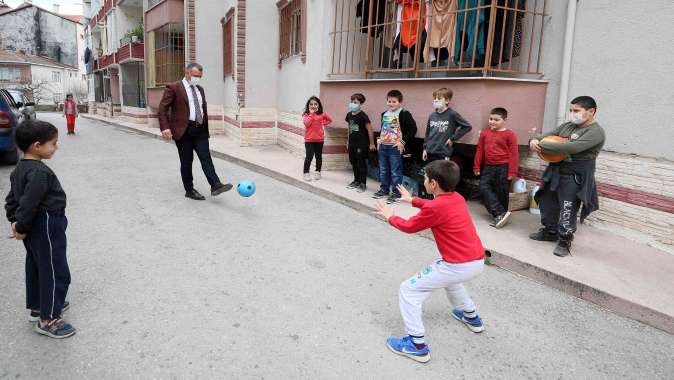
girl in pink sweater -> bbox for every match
[302,96,333,181]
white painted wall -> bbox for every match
[194,0,235,107]
[565,1,674,160]
[244,0,279,109]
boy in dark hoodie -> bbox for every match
[373,90,417,204]
[422,87,472,163]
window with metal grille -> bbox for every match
[222,9,235,78]
[154,23,185,86]
[277,0,306,65]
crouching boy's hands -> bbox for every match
[396,184,413,203]
[373,201,395,220]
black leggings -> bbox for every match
[304,142,324,173]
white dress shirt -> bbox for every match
[181,78,204,122]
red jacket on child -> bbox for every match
[388,193,484,263]
[302,112,333,142]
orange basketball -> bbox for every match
[537,135,568,163]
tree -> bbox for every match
[19,79,50,106]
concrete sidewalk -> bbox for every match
[83,114,674,334]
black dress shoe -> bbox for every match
[185,189,206,200]
[211,183,233,196]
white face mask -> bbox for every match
[569,112,586,125]
[188,77,201,86]
[433,100,446,110]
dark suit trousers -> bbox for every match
[175,122,221,191]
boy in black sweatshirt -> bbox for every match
[5,120,75,339]
[423,87,472,162]
[373,90,417,204]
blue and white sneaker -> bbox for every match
[451,309,485,333]
[385,336,430,363]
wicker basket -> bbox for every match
[508,192,530,211]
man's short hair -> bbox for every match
[571,96,597,111]
[424,160,460,192]
[350,93,366,104]
[15,120,58,152]
[387,90,403,102]
[185,63,203,72]
[432,87,453,101]
[490,107,508,119]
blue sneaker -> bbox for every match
[385,336,430,363]
[451,309,485,333]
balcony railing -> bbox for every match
[329,0,548,79]
[115,42,145,63]
[98,53,116,69]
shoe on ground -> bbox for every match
[185,189,206,200]
[494,211,512,229]
[372,189,389,199]
[29,301,69,323]
[35,318,76,339]
[529,228,558,242]
[385,336,430,363]
[451,309,485,333]
[553,239,571,257]
[347,181,360,189]
[303,173,312,181]
[211,183,233,196]
[386,194,401,204]
[357,183,367,193]
[313,171,322,180]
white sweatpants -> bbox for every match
[399,258,484,337]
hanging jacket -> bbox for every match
[453,0,486,64]
[400,0,426,48]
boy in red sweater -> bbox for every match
[473,107,519,228]
[374,160,486,363]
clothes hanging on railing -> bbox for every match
[356,0,388,37]
[391,0,430,65]
[488,0,526,66]
[453,0,487,66]
[423,0,456,63]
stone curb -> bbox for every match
[83,114,674,335]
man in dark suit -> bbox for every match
[159,63,232,200]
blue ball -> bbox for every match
[237,180,256,197]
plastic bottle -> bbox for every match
[512,178,527,193]
[529,185,541,214]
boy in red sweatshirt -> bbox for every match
[374,160,486,363]
[473,107,519,228]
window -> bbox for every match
[52,71,61,82]
[221,8,235,78]
[148,0,163,9]
[153,23,185,86]
[277,0,306,65]
[0,67,22,82]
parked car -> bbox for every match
[6,89,37,120]
[0,89,32,164]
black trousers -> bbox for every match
[304,142,324,173]
[348,145,369,184]
[426,153,449,163]
[538,174,582,239]
[479,164,510,217]
[175,123,221,191]
[24,211,70,320]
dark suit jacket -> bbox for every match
[158,81,209,141]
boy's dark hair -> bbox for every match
[432,87,453,101]
[66,93,73,98]
[387,89,403,102]
[304,96,324,115]
[490,107,508,119]
[15,120,59,152]
[571,96,597,111]
[350,93,366,104]
[424,160,460,192]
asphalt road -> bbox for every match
[0,113,672,379]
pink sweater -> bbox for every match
[302,112,333,142]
